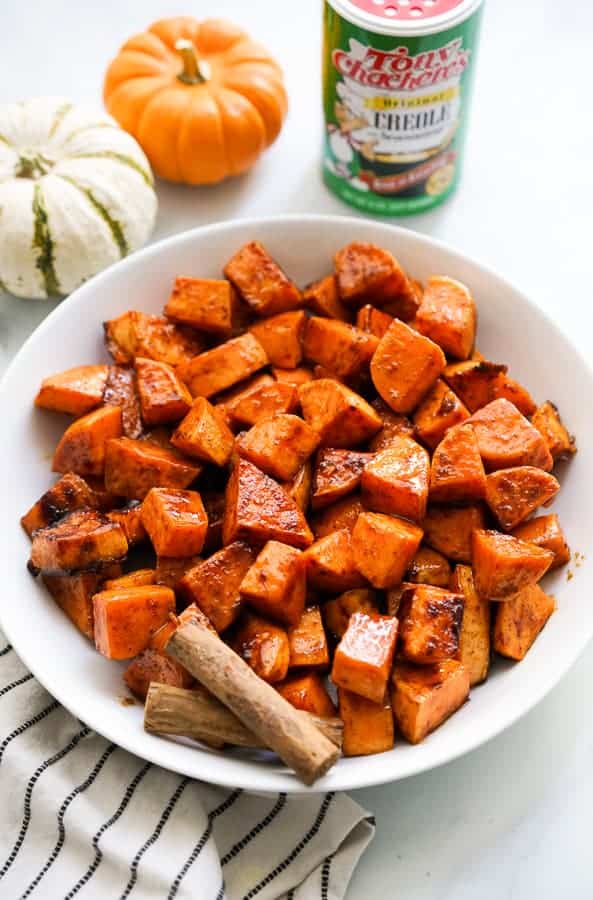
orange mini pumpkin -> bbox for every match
[103,17,288,184]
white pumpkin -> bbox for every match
[0,97,158,299]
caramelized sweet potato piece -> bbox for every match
[135,357,192,426]
[429,423,486,503]
[472,529,554,601]
[532,401,576,461]
[385,582,415,617]
[305,529,366,592]
[30,509,128,574]
[177,332,269,399]
[371,320,446,414]
[236,414,319,481]
[493,583,555,660]
[414,276,476,360]
[240,541,306,626]
[104,437,201,500]
[511,514,570,570]
[332,611,398,703]
[154,555,202,590]
[443,360,507,413]
[104,311,203,367]
[216,374,275,427]
[272,366,314,387]
[392,659,469,744]
[303,317,379,381]
[106,504,147,546]
[406,547,451,588]
[399,584,464,664]
[311,448,371,510]
[178,542,255,632]
[224,241,302,316]
[283,460,312,513]
[93,584,175,660]
[334,241,418,319]
[339,689,394,756]
[422,503,486,562]
[84,476,121,511]
[141,488,207,557]
[490,373,536,417]
[356,304,394,340]
[368,398,415,452]
[468,399,553,472]
[287,606,329,668]
[323,588,379,638]
[351,512,423,589]
[310,495,364,539]
[298,379,382,447]
[171,397,234,466]
[124,648,193,700]
[164,276,244,336]
[103,365,143,439]
[226,381,297,430]
[35,364,108,416]
[303,274,349,321]
[43,572,103,639]
[104,569,156,590]
[249,311,306,369]
[21,473,96,537]
[449,565,490,685]
[200,490,226,554]
[276,672,336,717]
[361,436,430,522]
[223,458,313,549]
[485,466,560,531]
[232,611,290,682]
[53,406,123,477]
[413,379,469,450]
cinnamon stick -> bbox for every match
[166,622,341,785]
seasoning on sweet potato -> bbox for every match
[35,364,108,416]
[84,476,121,511]
[43,572,103,639]
[232,611,290,683]
[305,529,366,592]
[249,311,306,369]
[493,583,555,661]
[276,672,337,717]
[414,276,476,360]
[236,414,319,482]
[511,514,570,570]
[412,379,469,450]
[141,488,207,558]
[429,423,486,503]
[398,584,464,664]
[21,473,96,537]
[224,241,302,316]
[223,458,313,549]
[406,547,451,588]
[472,529,554,601]
[323,588,379,638]
[164,276,245,337]
[443,359,507,413]
[102,365,143,439]
[368,398,415,452]
[215,374,274,426]
[298,378,382,448]
[303,274,350,321]
[311,448,371,510]
[361,436,430,522]
[283,460,313,513]
[449,564,490,686]
[531,401,576,461]
[272,366,314,387]
[171,397,234,466]
[124,648,193,701]
[154,555,202,591]
[178,542,255,632]
[310,495,364,539]
[104,569,156,590]
[371,319,446,414]
[287,606,329,668]
[468,398,553,471]
[93,584,175,660]
[356,304,394,340]
[334,241,418,320]
[303,317,379,383]
[352,512,423,589]
[485,466,560,531]
[230,381,299,431]
[490,373,536,417]
[240,540,306,627]
[422,503,486,562]
[177,332,269,399]
[104,311,203,367]
[30,509,128,575]
[338,689,394,757]
[104,437,201,501]
[53,405,123,477]
[106,504,147,546]
[391,659,470,744]
[135,357,192,426]
[331,611,398,703]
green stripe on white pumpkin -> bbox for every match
[58,174,129,257]
[67,150,154,187]
[48,102,74,138]
[31,183,61,297]
[61,122,119,145]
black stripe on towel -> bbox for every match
[167,788,243,900]
[20,743,117,898]
[214,882,225,900]
[0,644,13,657]
[0,700,59,765]
[0,726,90,879]
[243,792,336,899]
[0,671,34,698]
[220,793,287,867]
[321,854,334,900]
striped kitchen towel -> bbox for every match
[0,631,375,900]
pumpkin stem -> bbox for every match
[175,39,210,85]
[15,152,52,179]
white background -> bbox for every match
[1,1,593,897]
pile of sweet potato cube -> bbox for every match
[23,240,576,757]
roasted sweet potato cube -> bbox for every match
[449,564,490,685]
[430,423,486,503]
[104,311,203,367]
[135,357,192,426]
[232,612,290,682]
[224,241,302,316]
[414,276,476,360]
[298,379,382,448]
[490,373,536,417]
[223,458,313,549]
[103,365,143,439]
[249,311,306,369]
[493,583,555,661]
[240,541,306,626]
[171,398,234,466]
[236,414,319,481]
[472,529,554,601]
[178,542,254,632]
[485,466,560,531]
[227,381,298,430]
[468,399,553,472]
[361,436,430,522]
[84,476,121,512]
[331,611,398,703]
[21,473,96,537]
[323,588,379,638]
[511,514,570,570]
[423,503,486,562]
[351,512,423,589]
[385,582,415,617]
[216,374,275,428]
[104,437,201,501]
[368,398,415,452]
[334,241,418,320]
[283,460,312,513]
[392,659,470,744]
[124,648,193,701]
[93,584,175,660]
[305,529,366,592]
[141,488,207,557]
[406,547,451,588]
[311,448,371,510]
[35,364,108,416]
[413,379,469,450]
[106,504,146,546]
[311,495,364,539]
[443,359,507,413]
[30,509,128,574]
[154,555,202,590]
[338,689,394,756]
[164,276,244,336]
[53,406,123,477]
[356,305,394,340]
[276,672,336,717]
[532,401,576,461]
[43,572,103,639]
[149,602,217,653]
[303,317,379,381]
[303,274,349,321]
[104,569,156,590]
[287,606,329,668]
[371,320,446,414]
[272,366,314,387]
[399,584,464,664]
[177,332,269,399]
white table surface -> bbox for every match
[2,1,593,897]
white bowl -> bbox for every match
[1,214,590,794]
